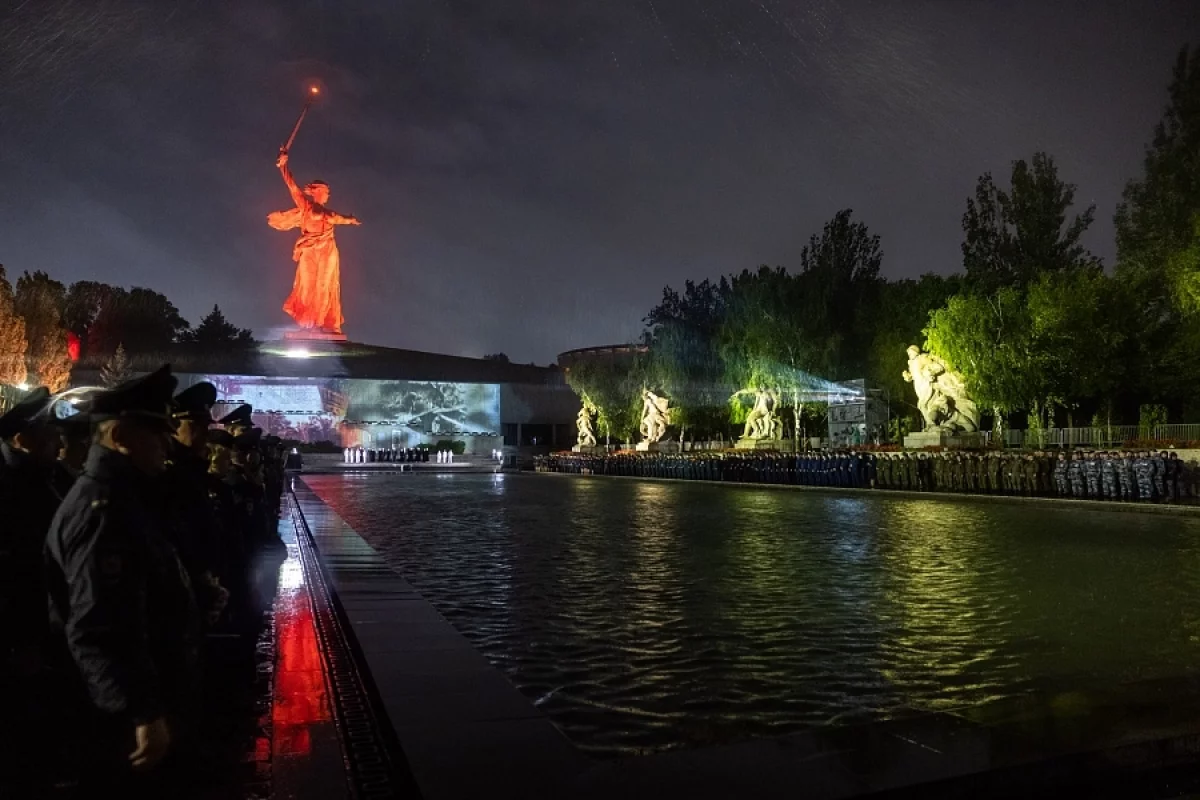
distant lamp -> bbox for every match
[284,347,312,359]
[309,85,320,96]
[15,382,29,391]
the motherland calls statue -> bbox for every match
[735,388,783,440]
[576,405,597,448]
[902,345,980,433]
[639,390,671,444]
[268,151,360,335]
[266,90,359,336]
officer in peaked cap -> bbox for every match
[50,407,94,498]
[164,382,227,630]
[218,404,254,435]
[0,385,62,792]
[45,365,201,787]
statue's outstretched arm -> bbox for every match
[328,210,361,226]
[276,151,307,208]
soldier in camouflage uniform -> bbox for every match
[1152,451,1167,500]
[1135,450,1155,501]
[1068,451,1086,498]
[1053,452,1069,496]
[1118,452,1136,501]
[1100,452,1117,501]
[1019,454,1035,496]
[1083,451,1101,499]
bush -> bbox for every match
[434,439,467,455]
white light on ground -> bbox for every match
[284,348,313,359]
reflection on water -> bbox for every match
[305,474,1200,756]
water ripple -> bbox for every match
[306,473,1200,755]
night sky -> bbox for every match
[2,1,1196,364]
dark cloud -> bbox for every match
[2,0,1196,362]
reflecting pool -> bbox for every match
[303,473,1200,756]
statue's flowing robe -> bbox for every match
[268,202,344,333]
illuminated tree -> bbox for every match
[100,343,132,388]
[923,289,1036,432]
[0,266,28,387]
[15,271,72,391]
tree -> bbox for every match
[100,343,132,388]
[62,280,117,361]
[963,152,1098,293]
[15,271,71,391]
[644,278,731,440]
[923,289,1037,431]
[718,266,825,443]
[0,266,28,387]
[482,353,510,362]
[866,273,963,425]
[89,287,189,356]
[1116,46,1200,273]
[564,353,644,445]
[1025,268,1123,427]
[1113,48,1200,414]
[179,305,254,349]
[795,209,883,378]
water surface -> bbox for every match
[304,473,1200,756]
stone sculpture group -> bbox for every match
[902,345,980,433]
[639,390,671,445]
[736,388,784,441]
[576,405,597,448]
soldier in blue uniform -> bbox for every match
[45,366,201,791]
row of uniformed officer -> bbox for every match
[0,366,288,794]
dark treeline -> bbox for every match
[0,268,256,392]
[567,46,1200,445]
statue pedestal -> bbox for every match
[636,441,680,453]
[572,445,602,454]
[904,430,986,450]
[284,328,348,342]
[734,437,788,451]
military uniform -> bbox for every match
[44,367,200,788]
[1100,454,1117,501]
[1068,455,1085,498]
[1152,453,1167,500]
[1118,454,1136,501]
[1053,455,1069,496]
[1135,453,1155,501]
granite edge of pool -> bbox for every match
[533,470,1200,517]
[288,478,1200,800]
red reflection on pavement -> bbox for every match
[272,563,332,758]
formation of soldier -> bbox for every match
[0,366,290,795]
[538,448,1197,503]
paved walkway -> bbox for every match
[288,477,1200,799]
